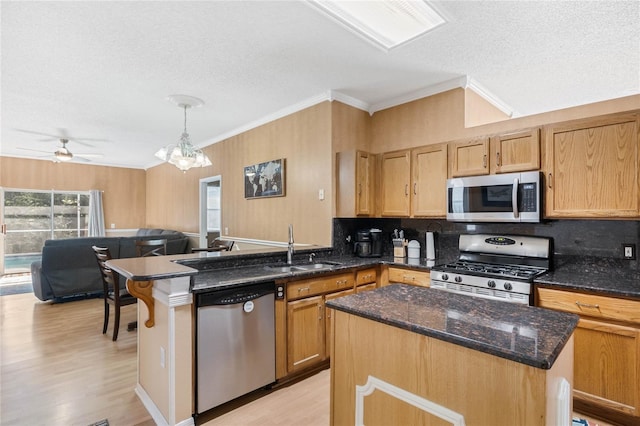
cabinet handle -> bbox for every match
[318,305,323,320]
[297,287,310,294]
[403,275,415,281]
[496,152,501,166]
[358,183,362,196]
[482,155,487,169]
[405,184,409,196]
[413,183,417,195]
[548,173,552,189]
[575,301,600,309]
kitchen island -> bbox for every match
[327,284,579,426]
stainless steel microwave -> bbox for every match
[446,171,541,222]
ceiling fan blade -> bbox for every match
[17,147,52,154]
[74,153,103,158]
[13,128,64,139]
[73,156,92,163]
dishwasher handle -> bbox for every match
[197,282,275,307]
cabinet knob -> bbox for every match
[405,184,409,196]
[548,173,553,188]
[483,155,487,168]
[496,152,501,166]
[413,183,417,195]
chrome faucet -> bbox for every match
[287,224,294,265]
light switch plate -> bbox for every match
[623,243,636,259]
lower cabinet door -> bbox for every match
[573,318,640,419]
[286,296,325,373]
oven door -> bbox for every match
[446,171,540,222]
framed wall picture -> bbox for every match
[244,158,285,199]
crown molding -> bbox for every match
[464,77,516,118]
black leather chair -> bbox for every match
[92,246,136,341]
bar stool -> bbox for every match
[92,246,136,341]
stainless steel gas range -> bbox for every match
[430,234,551,305]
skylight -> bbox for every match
[308,0,446,51]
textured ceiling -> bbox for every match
[1,1,639,169]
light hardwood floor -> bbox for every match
[0,292,614,426]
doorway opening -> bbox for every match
[199,176,221,249]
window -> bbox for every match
[3,189,90,256]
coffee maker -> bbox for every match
[354,228,383,257]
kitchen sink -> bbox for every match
[291,263,336,271]
[265,261,342,273]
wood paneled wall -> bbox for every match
[146,102,335,246]
[0,157,146,229]
[371,90,640,153]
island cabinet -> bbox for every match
[336,150,375,217]
[380,144,448,218]
[536,287,640,425]
[450,128,541,177]
[328,285,577,426]
[279,272,355,377]
[542,112,640,218]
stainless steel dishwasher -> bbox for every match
[195,281,275,414]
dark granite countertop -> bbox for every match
[326,284,579,370]
[535,255,640,299]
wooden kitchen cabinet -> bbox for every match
[411,143,448,217]
[380,144,448,218]
[536,287,640,424]
[380,150,411,216]
[388,267,430,287]
[450,129,540,177]
[287,295,325,373]
[489,128,540,174]
[336,150,374,217]
[285,272,355,374]
[449,137,490,177]
[542,112,640,218]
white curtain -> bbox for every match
[88,190,106,237]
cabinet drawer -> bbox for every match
[537,287,640,325]
[388,268,430,287]
[356,268,377,286]
[357,283,377,293]
[287,273,354,301]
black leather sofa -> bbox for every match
[31,228,189,302]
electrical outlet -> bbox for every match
[623,244,636,260]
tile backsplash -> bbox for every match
[333,218,640,268]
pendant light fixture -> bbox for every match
[155,95,212,172]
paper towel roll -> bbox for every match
[426,232,435,260]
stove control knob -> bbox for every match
[454,276,462,283]
[487,280,496,288]
[441,273,449,281]
[504,282,513,291]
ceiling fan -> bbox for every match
[17,138,104,163]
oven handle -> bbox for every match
[512,177,519,219]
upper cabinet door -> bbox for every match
[380,150,411,217]
[543,113,640,218]
[336,150,374,217]
[355,151,373,216]
[411,143,448,217]
[449,137,490,177]
[490,128,540,174]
